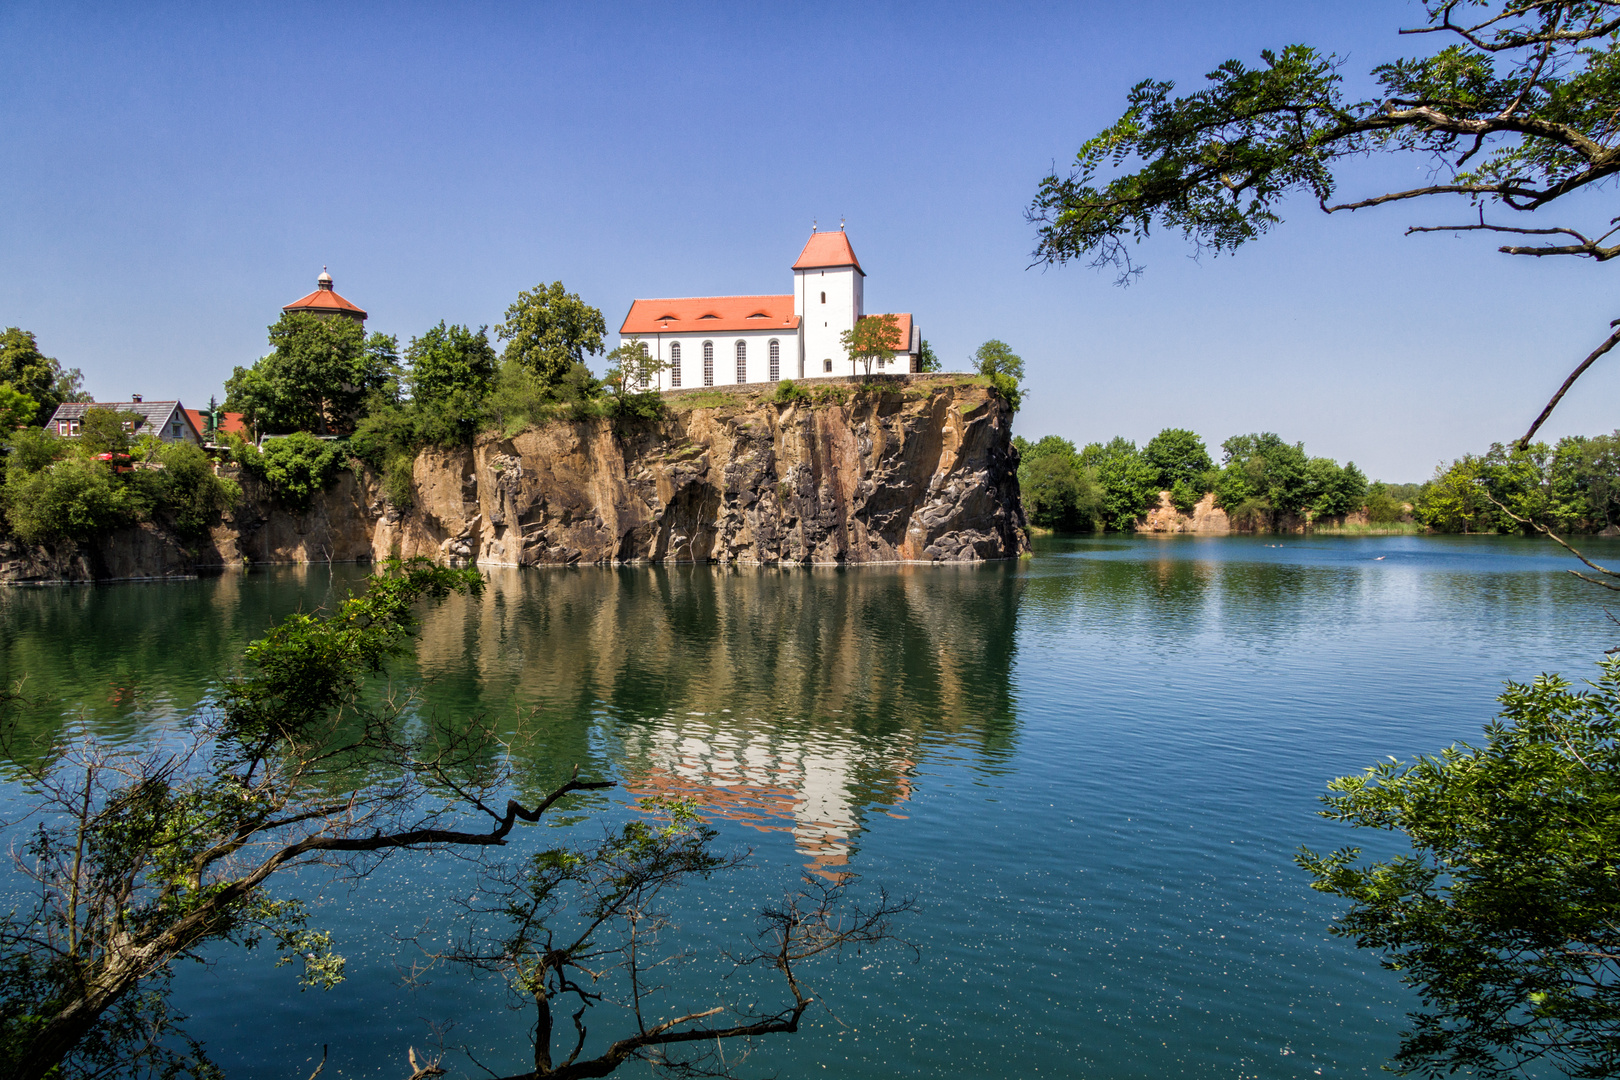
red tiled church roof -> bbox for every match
[284,270,366,319]
[792,231,863,275]
[621,295,800,336]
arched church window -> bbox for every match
[823,358,833,373]
[669,342,681,388]
[768,340,780,381]
[735,340,747,384]
[820,291,826,304]
[703,341,714,386]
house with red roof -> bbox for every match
[619,229,920,390]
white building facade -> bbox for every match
[620,230,920,390]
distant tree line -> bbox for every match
[1018,426,1620,536]
[1015,427,1366,531]
[1416,433,1620,535]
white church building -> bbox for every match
[619,229,921,389]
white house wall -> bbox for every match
[640,329,801,390]
[795,265,861,377]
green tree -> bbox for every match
[916,337,941,372]
[237,432,343,511]
[1364,481,1409,524]
[1143,427,1212,490]
[1214,433,1312,526]
[1027,1,1620,447]
[972,339,1025,382]
[841,314,905,377]
[1016,435,1103,530]
[1080,436,1161,530]
[497,281,606,388]
[1306,457,1368,518]
[1299,657,1620,1079]
[77,407,143,459]
[224,313,391,436]
[0,328,86,426]
[405,321,498,406]
[155,442,239,538]
[2,458,140,543]
[0,383,39,432]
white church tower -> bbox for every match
[792,227,865,376]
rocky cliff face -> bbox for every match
[380,378,1026,566]
[0,378,1027,583]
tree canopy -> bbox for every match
[497,281,606,387]
[972,339,1025,382]
[841,313,905,376]
[405,320,498,406]
[1028,1,1620,444]
[1300,657,1620,1078]
[224,313,396,436]
[0,328,86,426]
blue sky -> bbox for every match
[3,1,1614,481]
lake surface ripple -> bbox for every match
[2,533,1614,1078]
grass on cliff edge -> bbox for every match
[664,374,991,414]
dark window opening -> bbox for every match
[823,358,833,373]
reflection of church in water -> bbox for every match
[619,717,916,878]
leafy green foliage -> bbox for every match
[155,442,239,539]
[497,281,606,388]
[1030,5,1620,279]
[1143,427,1212,490]
[0,382,38,432]
[2,457,141,542]
[1015,435,1103,530]
[1209,432,1366,526]
[1299,657,1620,1079]
[771,378,811,406]
[601,339,668,421]
[224,314,394,436]
[1418,433,1620,533]
[1080,437,1162,531]
[972,339,1025,382]
[236,432,343,511]
[842,314,905,376]
[406,321,497,407]
[77,408,141,458]
[916,337,941,372]
[0,327,86,426]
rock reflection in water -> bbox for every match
[409,562,1022,871]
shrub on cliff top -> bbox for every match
[236,431,343,511]
[3,457,141,542]
[771,379,810,406]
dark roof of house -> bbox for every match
[47,401,200,439]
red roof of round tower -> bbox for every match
[283,268,367,319]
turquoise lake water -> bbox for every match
[3,533,1616,1078]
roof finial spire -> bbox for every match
[840,216,845,231]
[317,265,333,290]
[811,218,817,234]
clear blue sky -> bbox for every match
[3,1,1614,481]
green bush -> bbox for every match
[382,452,414,508]
[1170,478,1201,513]
[156,442,239,538]
[243,432,344,511]
[981,372,1022,411]
[771,379,810,406]
[1016,435,1102,530]
[3,457,141,542]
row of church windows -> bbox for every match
[666,339,782,388]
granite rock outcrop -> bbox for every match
[0,378,1027,582]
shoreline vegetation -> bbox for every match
[1018,429,1620,536]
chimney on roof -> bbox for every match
[317,266,333,290]
[132,394,142,403]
